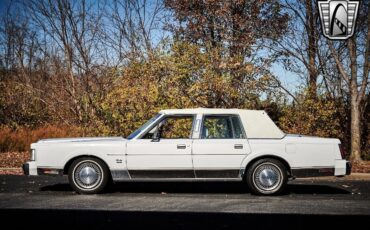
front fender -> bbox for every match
[63,150,125,172]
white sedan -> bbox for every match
[23,108,351,195]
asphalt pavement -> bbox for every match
[1,175,370,229]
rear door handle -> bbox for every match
[177,144,186,149]
[234,144,243,149]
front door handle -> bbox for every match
[177,144,186,149]
[234,144,243,149]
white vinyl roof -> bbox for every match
[160,108,241,114]
[159,108,285,139]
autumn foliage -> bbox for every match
[0,0,369,164]
[0,125,82,152]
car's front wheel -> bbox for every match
[246,158,287,195]
[68,157,109,194]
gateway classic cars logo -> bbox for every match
[318,0,360,40]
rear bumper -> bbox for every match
[291,160,351,178]
[291,167,335,178]
[346,161,352,175]
[334,159,351,176]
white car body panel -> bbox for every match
[24,108,350,180]
[126,139,193,170]
[192,139,250,171]
[30,137,126,173]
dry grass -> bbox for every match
[0,168,23,175]
[0,151,30,168]
[0,125,83,152]
[352,161,370,173]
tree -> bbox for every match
[107,0,168,63]
[269,0,369,162]
[101,41,278,135]
[267,0,322,99]
[0,4,50,127]
[165,0,288,56]
[27,0,108,126]
[165,0,289,107]
[278,91,344,140]
[327,2,370,162]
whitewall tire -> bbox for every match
[246,158,288,195]
[68,157,109,194]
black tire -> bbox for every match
[68,157,109,194]
[246,158,287,195]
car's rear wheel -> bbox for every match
[246,158,287,195]
[68,157,109,194]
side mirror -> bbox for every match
[152,131,160,142]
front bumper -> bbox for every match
[23,162,63,176]
[22,161,38,175]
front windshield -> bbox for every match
[127,113,162,140]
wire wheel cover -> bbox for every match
[73,161,103,190]
[253,163,282,191]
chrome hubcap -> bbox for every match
[79,166,98,185]
[73,161,102,190]
[259,168,278,187]
[253,163,282,191]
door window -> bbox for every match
[143,116,194,139]
[201,115,245,139]
[202,116,233,139]
[231,116,245,139]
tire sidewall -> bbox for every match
[68,157,109,194]
[246,158,288,195]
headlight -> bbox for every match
[31,149,36,161]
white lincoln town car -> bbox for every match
[23,108,351,195]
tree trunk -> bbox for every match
[350,99,362,162]
[305,0,317,98]
[348,38,363,163]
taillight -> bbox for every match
[339,144,346,159]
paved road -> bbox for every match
[1,175,370,229]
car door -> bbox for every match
[126,115,195,179]
[192,114,251,178]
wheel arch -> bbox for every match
[63,155,111,176]
[242,155,292,179]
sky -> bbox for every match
[0,0,302,96]
[0,0,12,14]
[271,63,302,94]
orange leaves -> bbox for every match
[0,125,82,152]
[0,151,30,168]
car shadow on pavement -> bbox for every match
[40,181,351,195]
[285,184,350,194]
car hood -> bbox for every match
[36,137,126,144]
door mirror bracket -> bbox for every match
[152,131,160,142]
